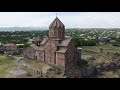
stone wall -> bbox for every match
[65,41,77,71]
[24,47,36,60]
[39,50,44,61]
[56,52,65,67]
[44,39,57,64]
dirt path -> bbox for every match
[10,55,51,78]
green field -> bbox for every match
[81,44,120,64]
[81,44,120,78]
[20,58,64,78]
[0,55,16,78]
[81,44,120,53]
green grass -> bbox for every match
[81,44,120,78]
[81,44,120,53]
[20,58,64,78]
[14,54,23,57]
[81,44,120,64]
[0,55,16,78]
[98,70,119,78]
[50,74,64,78]
[23,58,48,70]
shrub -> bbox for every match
[51,66,62,74]
[111,41,120,47]
[72,37,97,47]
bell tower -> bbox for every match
[49,16,65,40]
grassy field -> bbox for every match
[0,55,16,78]
[22,58,48,70]
[0,54,63,78]
[20,58,64,78]
[81,44,120,64]
[81,44,120,53]
[81,44,120,78]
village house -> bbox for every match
[3,43,17,51]
[23,17,82,75]
[27,37,36,45]
[99,37,111,44]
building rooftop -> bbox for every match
[40,38,49,45]
[56,48,67,53]
[3,43,16,47]
[16,44,24,46]
[30,44,39,50]
[59,38,72,46]
[49,17,65,29]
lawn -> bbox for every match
[0,55,16,78]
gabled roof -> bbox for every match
[40,38,49,45]
[30,44,39,50]
[49,17,65,29]
[30,44,43,51]
[56,48,67,53]
[3,43,16,47]
[58,37,72,46]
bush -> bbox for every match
[112,42,120,47]
[89,56,96,61]
[23,44,29,48]
[77,59,88,68]
[73,37,97,47]
[51,66,62,74]
[6,51,13,55]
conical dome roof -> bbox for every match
[49,17,65,29]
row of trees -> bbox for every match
[73,37,97,47]
[0,30,48,44]
[111,42,120,47]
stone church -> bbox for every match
[23,17,82,74]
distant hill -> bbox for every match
[1,27,120,31]
[0,27,48,31]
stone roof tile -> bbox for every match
[40,38,49,45]
[59,38,72,46]
[30,44,39,50]
[49,17,65,29]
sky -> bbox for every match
[0,12,120,28]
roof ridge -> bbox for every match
[49,17,64,29]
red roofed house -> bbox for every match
[3,43,17,51]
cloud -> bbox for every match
[0,12,120,28]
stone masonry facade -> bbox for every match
[23,17,82,75]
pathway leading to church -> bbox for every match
[9,55,51,78]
